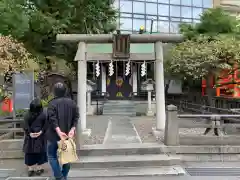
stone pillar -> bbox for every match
[76,42,91,140]
[146,91,154,116]
[164,105,179,146]
[87,91,94,115]
[155,41,166,130]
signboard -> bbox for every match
[112,34,130,59]
[13,72,34,111]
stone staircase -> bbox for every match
[68,143,185,177]
[0,140,185,177]
[103,100,136,116]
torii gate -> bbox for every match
[56,33,183,143]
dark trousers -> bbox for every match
[25,153,47,166]
[47,141,70,180]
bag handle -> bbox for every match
[68,138,77,152]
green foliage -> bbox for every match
[41,94,54,107]
[0,0,29,39]
[179,8,240,40]
[0,0,117,66]
[166,8,240,81]
[167,35,240,79]
[15,109,28,117]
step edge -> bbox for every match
[69,166,185,177]
[81,143,164,150]
[74,155,181,163]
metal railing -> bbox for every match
[165,104,240,146]
[0,119,23,140]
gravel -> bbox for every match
[130,117,157,143]
[84,116,109,145]
[131,117,212,143]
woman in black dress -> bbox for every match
[23,98,48,176]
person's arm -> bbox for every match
[47,102,61,133]
[72,103,79,129]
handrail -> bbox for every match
[178,114,240,119]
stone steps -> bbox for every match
[103,101,136,116]
[80,143,165,156]
[68,166,185,177]
[71,143,184,177]
[71,154,181,169]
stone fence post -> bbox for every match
[164,104,179,146]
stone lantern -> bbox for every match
[87,80,96,115]
[141,79,155,116]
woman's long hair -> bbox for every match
[25,99,43,126]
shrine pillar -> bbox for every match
[155,41,166,130]
[75,42,91,142]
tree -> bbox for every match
[0,35,37,98]
[0,0,117,69]
[0,0,29,39]
[0,35,35,73]
[179,7,239,40]
[165,8,240,101]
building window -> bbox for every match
[203,0,213,8]
[170,5,180,17]
[181,0,191,6]
[158,21,169,33]
[181,18,192,22]
[120,18,132,30]
[146,2,158,15]
[159,0,169,3]
[170,21,179,33]
[192,7,203,19]
[192,0,202,7]
[146,20,158,32]
[146,0,158,2]
[146,15,157,20]
[158,4,169,16]
[133,1,145,14]
[170,0,180,5]
[171,17,180,21]
[133,14,145,18]
[193,19,200,23]
[119,0,132,13]
[121,13,132,18]
[133,19,145,31]
[159,16,169,20]
[181,6,192,18]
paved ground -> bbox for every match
[85,116,156,145]
[67,177,240,180]
[84,116,109,144]
[104,116,141,144]
[2,160,240,179]
[3,115,240,179]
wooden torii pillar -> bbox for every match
[56,33,183,144]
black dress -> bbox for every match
[23,112,48,166]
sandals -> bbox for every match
[35,169,44,176]
[28,170,35,177]
[28,169,44,176]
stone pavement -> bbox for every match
[103,116,141,144]
[68,177,240,180]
